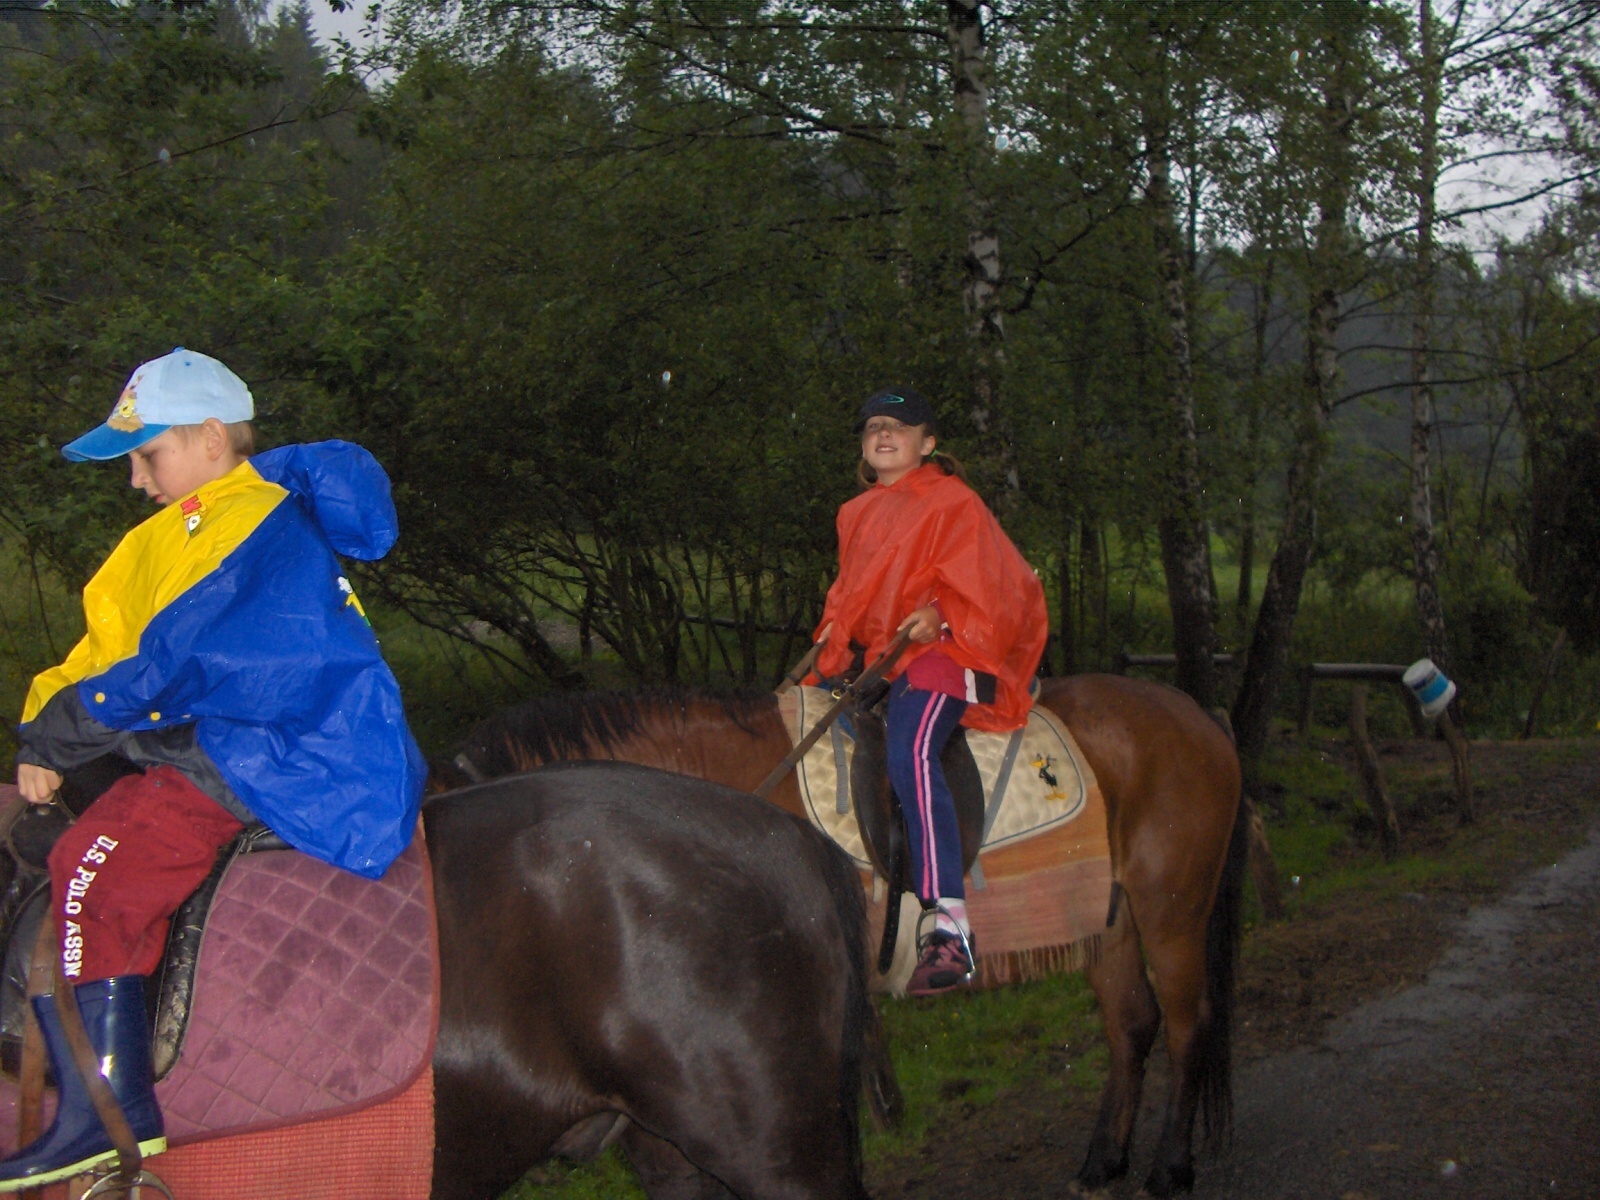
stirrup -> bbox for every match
[913,903,976,981]
[81,1164,176,1200]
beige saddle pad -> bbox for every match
[776,685,1094,872]
[776,685,1113,989]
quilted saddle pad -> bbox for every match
[155,836,438,1143]
[0,831,439,1154]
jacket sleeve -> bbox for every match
[16,686,130,772]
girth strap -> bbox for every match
[830,722,851,816]
[969,726,1027,892]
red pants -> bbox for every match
[48,766,244,982]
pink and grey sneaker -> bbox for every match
[907,929,977,997]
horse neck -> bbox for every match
[571,696,792,799]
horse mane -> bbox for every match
[447,686,779,783]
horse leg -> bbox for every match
[1137,929,1210,1197]
[1076,919,1160,1191]
[619,1125,737,1200]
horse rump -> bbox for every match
[425,761,871,1200]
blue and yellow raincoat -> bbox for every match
[17,441,426,879]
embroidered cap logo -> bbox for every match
[107,378,145,432]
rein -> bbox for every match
[754,628,912,801]
[774,640,823,696]
[9,797,147,1190]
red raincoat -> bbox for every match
[815,464,1047,732]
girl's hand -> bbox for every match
[816,622,833,645]
[17,764,62,805]
[898,606,942,644]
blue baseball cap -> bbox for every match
[63,348,254,462]
[853,387,937,434]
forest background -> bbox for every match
[2,0,1599,782]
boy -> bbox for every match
[3,348,426,1190]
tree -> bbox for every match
[0,0,361,582]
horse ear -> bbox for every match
[424,758,477,795]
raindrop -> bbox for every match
[1290,49,1301,66]
[157,147,171,164]
[994,133,1010,150]
[660,370,672,385]
[1440,1160,1458,1178]
[1291,875,1302,887]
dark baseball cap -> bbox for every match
[853,387,937,434]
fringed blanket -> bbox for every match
[777,688,1113,991]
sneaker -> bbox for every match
[907,930,976,997]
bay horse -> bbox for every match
[442,675,1247,1198]
[0,761,873,1200]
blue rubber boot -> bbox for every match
[0,977,166,1192]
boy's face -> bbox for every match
[127,422,239,505]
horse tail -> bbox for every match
[813,835,875,1189]
[1199,776,1248,1149]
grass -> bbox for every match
[498,971,1109,1200]
[1249,733,1599,918]
[867,972,1106,1155]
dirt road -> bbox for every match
[870,742,1600,1200]
[1195,825,1600,1199]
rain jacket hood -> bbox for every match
[19,441,425,879]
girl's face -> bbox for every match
[861,418,936,487]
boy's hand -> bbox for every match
[898,606,942,645]
[17,764,62,805]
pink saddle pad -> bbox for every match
[156,835,438,1144]
[0,812,438,1153]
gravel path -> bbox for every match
[1193,825,1600,1199]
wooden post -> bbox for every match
[1349,686,1400,859]
[1436,708,1475,825]
[1400,687,1427,738]
[1245,797,1287,920]
[1296,665,1315,735]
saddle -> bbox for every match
[776,687,1113,989]
[0,782,438,1151]
[0,811,291,1081]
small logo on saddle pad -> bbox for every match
[1032,755,1068,802]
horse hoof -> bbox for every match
[1139,1161,1196,1197]
[1074,1155,1128,1191]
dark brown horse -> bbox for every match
[0,761,874,1200]
[426,763,872,1200]
[443,675,1247,1197]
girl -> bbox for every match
[814,387,1047,996]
